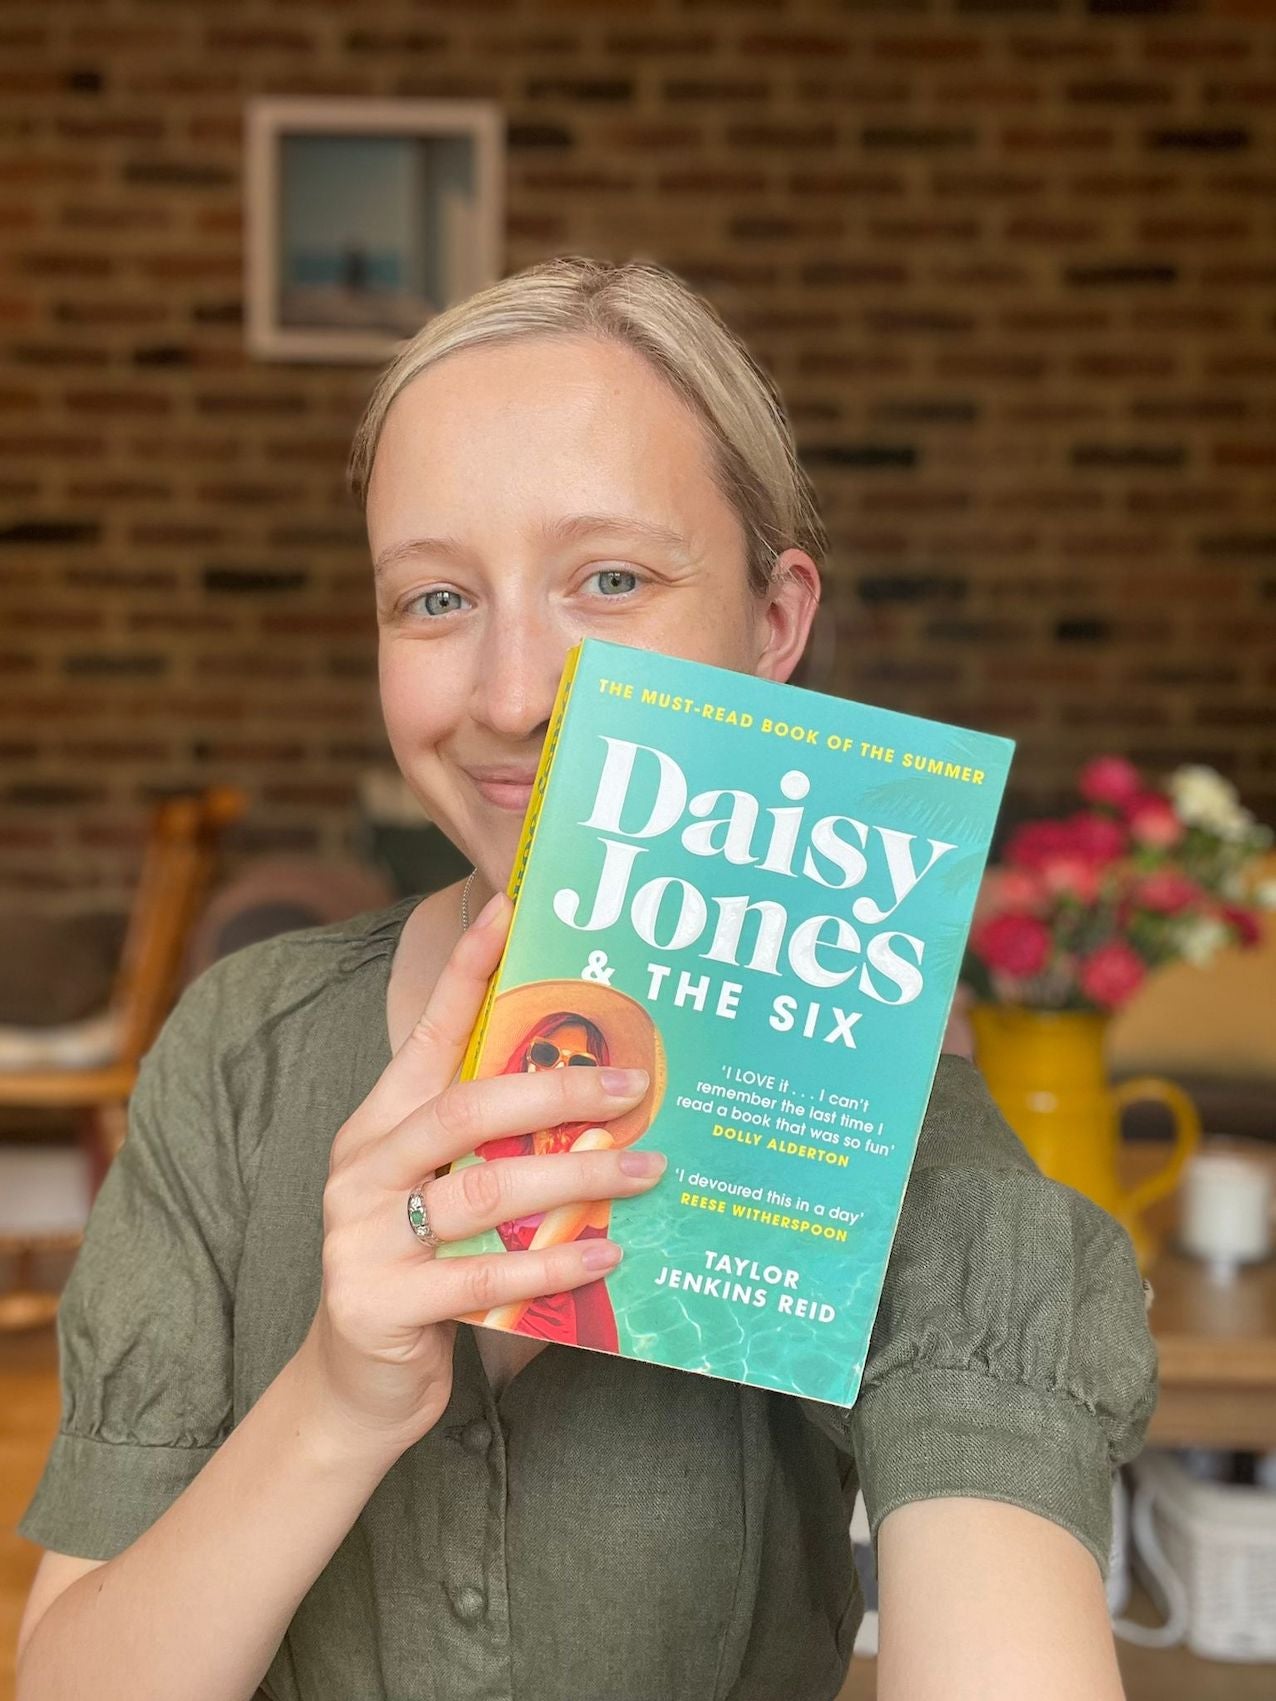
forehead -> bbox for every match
[366,332,740,551]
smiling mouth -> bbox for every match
[465,770,537,811]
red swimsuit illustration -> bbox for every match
[474,1011,622,1352]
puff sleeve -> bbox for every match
[18,966,248,1560]
[801,1053,1158,1578]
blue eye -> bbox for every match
[412,588,467,618]
[591,568,639,597]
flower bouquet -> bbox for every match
[964,758,1276,1015]
[961,758,1272,1250]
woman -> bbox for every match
[17,257,1154,1701]
[476,1009,622,1350]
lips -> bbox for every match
[464,765,539,812]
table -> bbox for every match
[1128,1142,1276,1450]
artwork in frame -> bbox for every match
[245,97,504,363]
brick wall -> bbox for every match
[2,0,1274,912]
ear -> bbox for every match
[753,548,822,685]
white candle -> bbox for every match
[1179,1151,1272,1270]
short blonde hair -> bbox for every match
[347,254,826,597]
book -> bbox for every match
[437,637,1015,1406]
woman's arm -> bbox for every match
[17,1346,400,1701]
[876,1497,1125,1701]
[481,1127,620,1330]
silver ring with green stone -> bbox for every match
[407,1183,440,1248]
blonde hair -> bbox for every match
[347,255,826,597]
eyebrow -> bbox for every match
[373,511,696,578]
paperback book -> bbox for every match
[437,637,1014,1407]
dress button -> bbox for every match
[450,1584,486,1623]
[460,1419,493,1455]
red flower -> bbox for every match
[1078,941,1146,1009]
[971,912,1053,978]
[1134,869,1202,916]
[1078,755,1142,811]
[1068,811,1129,868]
[1127,792,1185,849]
[1005,819,1077,871]
[1220,904,1263,948]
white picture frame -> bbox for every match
[244,97,504,364]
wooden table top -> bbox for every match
[1127,1140,1276,1449]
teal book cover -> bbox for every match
[437,637,1015,1407]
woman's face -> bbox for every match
[367,332,819,885]
[522,1021,598,1072]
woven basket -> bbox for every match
[1123,1451,1276,1662]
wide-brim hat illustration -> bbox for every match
[476,979,666,1146]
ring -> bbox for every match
[407,1183,440,1248]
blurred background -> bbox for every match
[2,2,1275,1697]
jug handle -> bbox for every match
[1112,1076,1202,1221]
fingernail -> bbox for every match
[580,1241,623,1272]
[619,1149,666,1178]
[601,1066,649,1096]
[474,891,507,930]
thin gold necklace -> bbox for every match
[459,868,477,932]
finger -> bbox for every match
[410,1146,665,1246]
[344,889,512,1150]
[391,1240,625,1330]
[369,1063,651,1190]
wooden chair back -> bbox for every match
[109,787,248,1065]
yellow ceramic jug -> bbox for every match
[970,1004,1201,1269]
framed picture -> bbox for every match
[245,97,504,363]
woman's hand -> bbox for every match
[294,891,664,1464]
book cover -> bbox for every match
[437,637,1014,1407]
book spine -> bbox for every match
[458,640,584,1084]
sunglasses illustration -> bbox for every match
[526,1038,600,1069]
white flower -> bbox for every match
[1177,915,1231,968]
[1254,878,1276,911]
[1167,765,1252,840]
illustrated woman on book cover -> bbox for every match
[471,981,666,1349]
[18,252,1155,1701]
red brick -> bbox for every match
[1213,443,1276,469]
[933,79,1041,106]
[64,389,173,417]
[1004,216,1104,245]
[1001,125,1114,152]
[871,35,983,63]
[1138,216,1251,243]
[1144,35,1251,63]
[740,33,851,59]
[1069,172,1179,199]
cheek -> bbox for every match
[378,642,458,747]
[642,592,757,670]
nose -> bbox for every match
[469,602,569,742]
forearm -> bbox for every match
[875,1497,1125,1701]
[18,1346,400,1701]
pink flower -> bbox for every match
[1220,904,1263,949]
[975,865,1048,921]
[1068,811,1129,868]
[1134,869,1202,916]
[1078,755,1143,811]
[1078,941,1147,1010]
[1040,856,1102,903]
[971,912,1053,979]
[1127,792,1185,849]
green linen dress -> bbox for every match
[19,896,1158,1701]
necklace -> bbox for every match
[460,868,477,932]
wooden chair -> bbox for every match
[0,787,247,1329]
